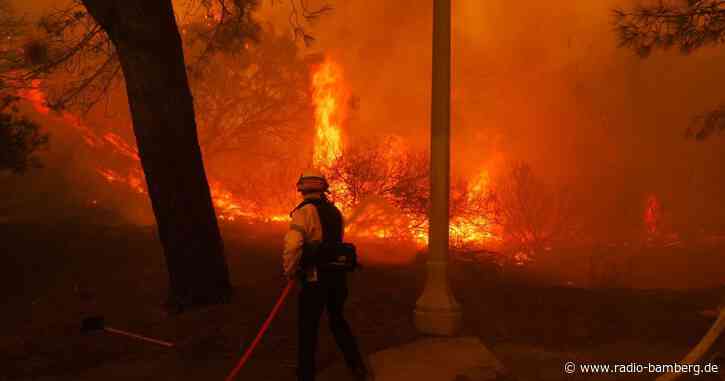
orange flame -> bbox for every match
[97,168,146,195]
[451,170,500,245]
[645,194,661,236]
[410,169,501,249]
[312,59,347,170]
[20,64,502,254]
[309,59,500,250]
[18,80,289,223]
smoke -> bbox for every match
[6,0,725,236]
[258,0,725,235]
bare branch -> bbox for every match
[182,0,262,68]
[287,0,333,46]
[191,28,311,162]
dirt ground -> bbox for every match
[2,222,724,381]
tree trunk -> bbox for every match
[81,0,231,310]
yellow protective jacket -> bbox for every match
[283,193,339,282]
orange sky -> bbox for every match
[261,0,725,229]
[10,0,725,229]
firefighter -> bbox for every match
[283,169,371,381]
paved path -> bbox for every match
[318,337,507,381]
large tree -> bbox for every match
[0,0,329,311]
[77,0,233,310]
[613,0,725,140]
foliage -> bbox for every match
[494,162,580,257]
[613,0,725,57]
[613,0,725,140]
[183,0,262,62]
[0,109,48,174]
[0,1,25,92]
[0,0,118,112]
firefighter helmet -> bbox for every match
[296,169,329,193]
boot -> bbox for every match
[350,359,375,381]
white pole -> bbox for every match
[414,0,461,336]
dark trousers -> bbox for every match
[297,272,365,381]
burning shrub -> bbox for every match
[211,160,303,220]
[494,162,580,259]
[325,137,428,211]
[323,137,506,253]
[324,136,429,240]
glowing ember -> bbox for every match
[18,80,289,223]
[103,132,140,161]
[20,80,104,148]
[208,182,256,222]
[97,168,146,194]
[20,81,49,114]
[644,194,661,236]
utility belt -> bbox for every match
[300,241,358,272]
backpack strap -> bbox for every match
[313,198,343,244]
[289,198,322,217]
[289,197,342,244]
[294,197,351,272]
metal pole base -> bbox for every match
[414,260,462,336]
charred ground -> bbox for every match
[2,221,723,381]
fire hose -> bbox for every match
[224,279,296,381]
